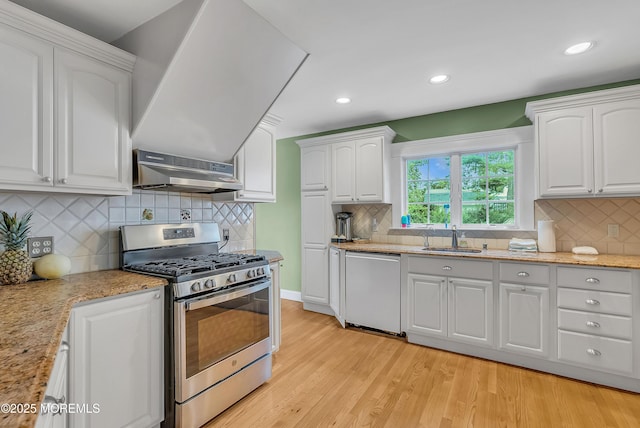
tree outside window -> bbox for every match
[406,157,450,224]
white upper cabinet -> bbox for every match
[0,24,53,188]
[300,144,330,191]
[0,2,135,195]
[55,49,131,194]
[221,115,279,202]
[526,85,640,198]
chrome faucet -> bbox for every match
[423,224,434,249]
[451,225,458,249]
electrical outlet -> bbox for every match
[28,236,54,258]
[223,229,230,240]
[607,224,619,238]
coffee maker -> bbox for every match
[335,212,353,242]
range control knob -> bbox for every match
[227,274,237,283]
[204,279,215,289]
[257,267,265,276]
[247,269,255,278]
[190,282,202,292]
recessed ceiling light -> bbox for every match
[335,97,351,104]
[564,41,594,55]
[429,74,450,84]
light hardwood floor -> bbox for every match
[206,300,640,427]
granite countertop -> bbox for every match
[332,242,640,269]
[0,270,167,428]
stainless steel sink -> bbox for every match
[421,247,482,253]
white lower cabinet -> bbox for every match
[270,260,281,352]
[406,256,493,346]
[68,288,164,428]
[499,283,549,357]
[36,327,69,428]
[329,247,345,327]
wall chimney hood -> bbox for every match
[114,0,307,163]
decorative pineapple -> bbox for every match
[0,210,33,285]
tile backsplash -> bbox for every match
[0,190,254,274]
[346,198,640,255]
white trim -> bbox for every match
[0,1,136,71]
[390,126,535,231]
[525,84,640,120]
[296,126,396,148]
[280,289,302,302]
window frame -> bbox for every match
[390,126,535,231]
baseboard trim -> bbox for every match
[280,289,302,302]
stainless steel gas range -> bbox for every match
[120,223,271,428]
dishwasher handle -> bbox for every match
[345,252,400,263]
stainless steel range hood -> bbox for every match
[114,0,308,163]
[133,149,243,193]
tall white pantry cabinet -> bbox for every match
[0,1,134,195]
[297,127,395,315]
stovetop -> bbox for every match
[126,253,266,277]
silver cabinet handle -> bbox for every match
[521,286,527,291]
[587,189,593,193]
[517,272,529,277]
[586,348,601,356]
[59,178,68,184]
[42,395,66,414]
[154,293,161,299]
[442,266,452,271]
[585,299,600,305]
[585,277,600,284]
[60,341,70,352]
[42,176,52,183]
[598,188,603,193]
[586,321,600,328]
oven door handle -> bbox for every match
[185,280,270,311]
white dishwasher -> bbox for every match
[345,251,401,334]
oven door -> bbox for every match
[175,279,271,403]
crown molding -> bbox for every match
[296,125,396,147]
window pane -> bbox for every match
[429,180,450,202]
[430,204,449,224]
[408,181,428,203]
[462,178,486,201]
[428,157,450,180]
[489,202,515,224]
[407,159,429,181]
[462,203,487,224]
[488,177,513,200]
[488,151,514,175]
[462,153,486,178]
[408,204,429,224]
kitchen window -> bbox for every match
[391,126,535,231]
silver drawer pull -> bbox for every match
[585,277,600,284]
[442,266,452,271]
[517,272,530,277]
[586,321,601,328]
[586,348,601,357]
[585,299,600,305]
[42,395,66,414]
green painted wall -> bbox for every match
[256,79,640,292]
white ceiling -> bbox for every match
[9,0,640,139]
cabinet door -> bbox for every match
[302,246,329,304]
[300,145,330,191]
[355,137,384,202]
[593,99,640,195]
[69,289,163,428]
[0,25,54,189]
[407,273,447,337]
[331,142,356,202]
[499,283,549,357]
[269,261,281,352]
[236,124,276,202]
[329,247,345,327]
[56,48,131,194]
[537,108,594,197]
[448,278,493,346]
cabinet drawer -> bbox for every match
[408,256,493,280]
[557,266,632,293]
[558,330,632,375]
[558,309,632,340]
[500,263,549,285]
[557,288,632,316]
